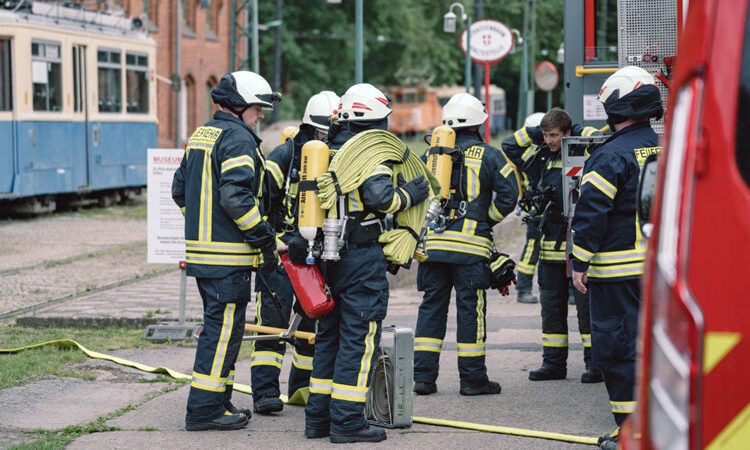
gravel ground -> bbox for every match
[0,198,168,317]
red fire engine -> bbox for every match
[621,0,750,447]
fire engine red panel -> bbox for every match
[280,253,335,319]
[690,0,750,445]
[585,0,596,62]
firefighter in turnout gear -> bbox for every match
[302,83,430,444]
[502,108,603,383]
[413,93,519,397]
[514,112,545,304]
[571,66,663,437]
[172,71,280,431]
[249,91,339,414]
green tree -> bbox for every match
[252,0,566,128]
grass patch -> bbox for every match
[6,383,180,449]
[0,326,174,390]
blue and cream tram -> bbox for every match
[0,2,157,212]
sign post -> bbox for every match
[534,60,560,110]
[143,148,200,342]
[461,19,514,142]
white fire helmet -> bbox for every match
[523,112,545,128]
[597,66,656,106]
[303,91,340,131]
[441,93,488,128]
[336,83,392,122]
[230,71,280,109]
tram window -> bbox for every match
[98,49,122,113]
[126,52,149,113]
[418,92,425,103]
[405,93,415,103]
[31,41,62,112]
[0,39,11,111]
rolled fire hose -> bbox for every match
[0,340,599,445]
[365,351,394,425]
[315,129,441,265]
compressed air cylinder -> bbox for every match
[278,125,299,145]
[298,140,330,263]
[427,125,456,200]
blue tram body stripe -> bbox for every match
[1,120,156,198]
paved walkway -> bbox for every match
[3,262,615,449]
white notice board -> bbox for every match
[583,95,608,121]
[147,148,185,264]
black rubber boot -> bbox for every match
[598,427,619,449]
[413,381,437,396]
[224,401,252,417]
[330,425,387,443]
[185,411,249,431]
[581,367,604,383]
[459,379,502,396]
[253,396,284,415]
[516,273,538,303]
[305,427,330,439]
[528,364,566,381]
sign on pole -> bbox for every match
[460,19,514,142]
[147,148,185,264]
[460,19,515,65]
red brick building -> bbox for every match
[99,0,245,147]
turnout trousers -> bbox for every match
[537,262,593,368]
[589,279,640,426]
[186,271,251,423]
[251,264,316,404]
[414,261,491,384]
[516,216,542,281]
[305,243,388,435]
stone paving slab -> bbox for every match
[101,345,607,449]
[0,378,165,430]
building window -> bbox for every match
[185,75,196,134]
[148,0,159,26]
[31,41,62,112]
[126,52,149,113]
[206,76,218,121]
[0,39,11,111]
[210,0,222,35]
[98,49,122,113]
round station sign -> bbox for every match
[534,61,559,92]
[460,19,514,65]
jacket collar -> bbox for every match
[603,121,652,146]
[454,128,483,149]
[214,110,263,145]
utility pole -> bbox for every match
[174,0,181,146]
[527,0,537,117]
[271,0,282,122]
[516,0,530,128]
[473,0,484,98]
[355,0,363,83]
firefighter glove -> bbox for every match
[287,236,309,266]
[397,174,430,207]
[488,252,517,296]
[258,240,279,272]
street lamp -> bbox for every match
[444,2,471,93]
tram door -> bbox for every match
[0,38,13,193]
[72,44,90,188]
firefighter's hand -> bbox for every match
[572,270,588,294]
[258,241,279,272]
[287,236,309,265]
[397,174,430,206]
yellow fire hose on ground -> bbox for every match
[0,339,598,446]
